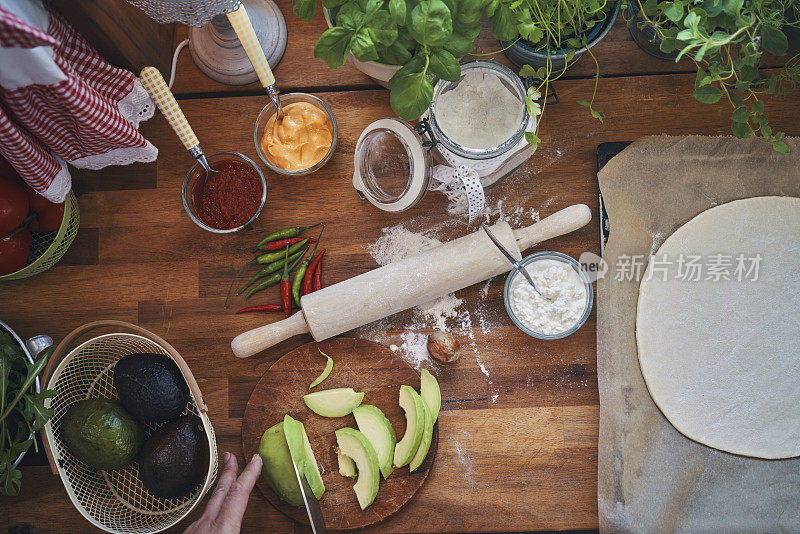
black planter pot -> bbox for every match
[787,7,800,53]
[625,3,680,61]
[501,0,621,71]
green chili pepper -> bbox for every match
[245,272,282,300]
[246,247,308,300]
[255,223,321,249]
[292,225,324,308]
[238,247,307,295]
[255,238,309,264]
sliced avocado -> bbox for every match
[283,414,325,500]
[337,449,357,478]
[258,422,303,507]
[409,401,433,472]
[420,369,442,423]
[303,388,364,417]
[113,353,189,423]
[139,415,210,499]
[352,405,396,478]
[335,427,380,510]
[60,398,143,470]
[392,385,425,468]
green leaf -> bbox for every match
[731,120,752,139]
[409,0,452,47]
[365,11,397,47]
[428,48,460,81]
[314,27,354,69]
[379,41,413,64]
[730,105,749,123]
[524,131,541,152]
[752,100,764,114]
[443,32,474,57]
[761,24,788,57]
[663,1,683,22]
[773,140,789,154]
[350,28,379,62]
[336,1,365,29]
[389,68,434,120]
[293,0,317,22]
[519,64,537,78]
[489,3,517,41]
[659,37,677,53]
[693,84,722,104]
[322,0,349,8]
[389,0,407,24]
[577,99,590,108]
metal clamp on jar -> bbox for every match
[352,60,537,221]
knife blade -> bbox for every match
[290,455,327,533]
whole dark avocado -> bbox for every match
[139,415,210,499]
[60,399,144,470]
[113,353,189,423]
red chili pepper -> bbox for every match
[236,304,282,314]
[303,249,326,295]
[313,255,323,291]
[259,237,316,252]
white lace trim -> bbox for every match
[41,153,71,203]
[118,78,155,128]
[70,140,158,170]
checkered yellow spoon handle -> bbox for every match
[227,4,281,116]
[139,66,215,175]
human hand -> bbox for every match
[184,452,263,534]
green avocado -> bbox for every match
[139,415,210,499]
[60,399,143,470]
[113,352,189,423]
[258,422,304,507]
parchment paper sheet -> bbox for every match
[597,135,800,533]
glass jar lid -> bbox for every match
[352,118,430,213]
[428,60,529,160]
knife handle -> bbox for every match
[227,5,276,88]
[139,66,199,151]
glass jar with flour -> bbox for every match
[352,60,537,221]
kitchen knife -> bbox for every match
[290,455,327,533]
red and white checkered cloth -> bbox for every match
[0,0,157,202]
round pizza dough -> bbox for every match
[636,196,800,459]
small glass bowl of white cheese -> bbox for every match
[503,252,593,340]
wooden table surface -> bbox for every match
[3,2,800,532]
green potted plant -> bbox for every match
[293,0,488,120]
[626,0,800,152]
[485,0,620,150]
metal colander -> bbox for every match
[41,321,218,534]
[0,191,80,281]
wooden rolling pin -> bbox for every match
[232,204,591,358]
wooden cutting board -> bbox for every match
[241,336,438,530]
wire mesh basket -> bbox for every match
[0,191,80,281]
[41,321,218,534]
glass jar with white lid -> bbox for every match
[352,60,538,215]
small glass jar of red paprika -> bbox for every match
[182,151,267,233]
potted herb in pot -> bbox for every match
[293,0,488,120]
[627,0,800,152]
[489,0,621,71]
[486,0,619,147]
[624,0,682,60]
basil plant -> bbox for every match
[293,0,489,120]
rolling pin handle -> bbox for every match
[231,311,311,358]
[513,204,592,251]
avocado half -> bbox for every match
[139,415,210,499]
[113,353,189,423]
[61,398,144,470]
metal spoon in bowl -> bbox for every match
[481,223,551,301]
[140,67,218,180]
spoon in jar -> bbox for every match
[481,223,551,301]
[139,66,218,180]
[227,4,283,119]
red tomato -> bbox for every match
[0,229,31,275]
[0,176,28,236]
[27,189,65,232]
